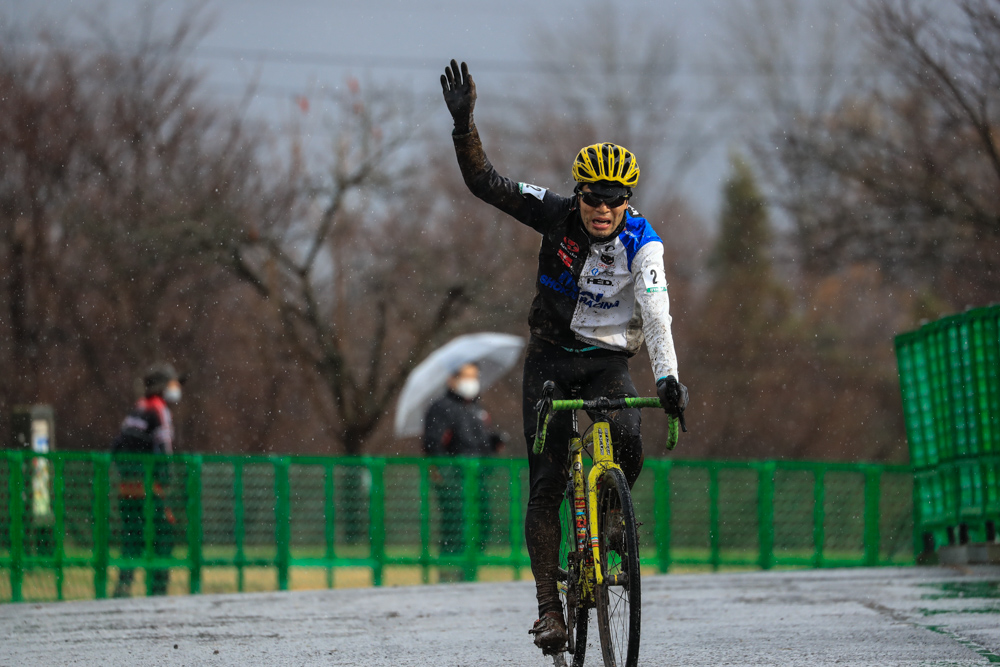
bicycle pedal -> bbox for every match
[542,644,569,658]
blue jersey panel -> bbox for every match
[618,211,663,271]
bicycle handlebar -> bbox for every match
[533,383,681,454]
[549,397,664,412]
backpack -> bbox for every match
[110,410,158,480]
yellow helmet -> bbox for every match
[571,142,640,189]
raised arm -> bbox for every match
[442,59,571,230]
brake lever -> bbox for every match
[533,381,557,454]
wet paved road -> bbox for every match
[2,566,999,666]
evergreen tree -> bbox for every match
[691,155,793,458]
[713,155,772,278]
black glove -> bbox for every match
[440,59,476,133]
[657,376,689,418]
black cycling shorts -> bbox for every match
[521,335,644,508]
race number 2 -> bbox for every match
[645,266,667,293]
[519,183,547,201]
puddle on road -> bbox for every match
[918,580,1000,618]
[921,580,1000,601]
[920,607,1000,616]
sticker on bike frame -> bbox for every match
[646,286,667,293]
[597,426,612,459]
[519,182,547,201]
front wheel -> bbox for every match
[595,467,641,667]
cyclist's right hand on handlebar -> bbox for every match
[440,59,476,133]
[657,375,689,418]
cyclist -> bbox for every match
[441,60,689,653]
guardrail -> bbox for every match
[1,451,913,602]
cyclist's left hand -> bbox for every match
[440,59,476,132]
[657,375,689,417]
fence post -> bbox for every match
[93,454,110,599]
[709,465,720,571]
[325,461,336,589]
[462,458,480,582]
[813,466,826,568]
[274,457,291,591]
[53,456,66,601]
[757,461,775,570]
[142,458,155,595]
[419,461,431,584]
[186,456,203,595]
[654,460,672,573]
[234,461,245,592]
[368,458,386,587]
[864,466,882,566]
[9,451,25,602]
[509,460,524,580]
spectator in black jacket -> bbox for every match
[424,362,505,581]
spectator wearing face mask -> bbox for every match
[423,362,506,581]
[110,363,183,597]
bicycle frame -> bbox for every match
[538,395,677,587]
[536,388,679,667]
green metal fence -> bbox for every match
[1,450,914,603]
[896,304,1000,551]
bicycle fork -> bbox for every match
[585,422,617,586]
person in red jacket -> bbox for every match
[111,363,182,597]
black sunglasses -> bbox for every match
[580,191,629,209]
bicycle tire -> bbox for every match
[560,495,589,666]
[595,467,641,667]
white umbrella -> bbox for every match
[394,332,525,438]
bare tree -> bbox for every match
[0,6,310,454]
[682,157,908,462]
[731,0,1000,306]
[491,0,709,211]
[228,82,489,455]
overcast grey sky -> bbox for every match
[1,0,845,223]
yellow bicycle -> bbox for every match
[533,381,680,667]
